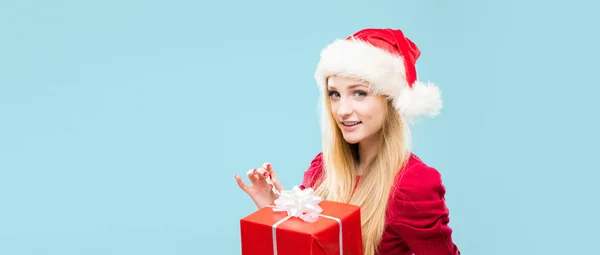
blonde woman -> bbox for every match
[235,28,460,255]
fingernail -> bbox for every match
[266,163,271,170]
[263,171,269,177]
[299,185,305,190]
[253,168,257,172]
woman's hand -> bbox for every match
[235,162,284,209]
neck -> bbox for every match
[356,135,379,175]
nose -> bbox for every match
[336,98,352,117]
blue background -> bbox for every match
[1,0,598,254]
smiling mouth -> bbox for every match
[341,121,362,126]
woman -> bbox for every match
[235,28,460,255]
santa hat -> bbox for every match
[314,28,442,119]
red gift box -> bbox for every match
[240,199,363,255]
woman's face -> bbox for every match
[327,75,387,145]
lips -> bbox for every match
[342,121,362,126]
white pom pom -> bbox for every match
[394,81,442,118]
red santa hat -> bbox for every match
[314,28,442,119]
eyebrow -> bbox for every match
[327,83,368,90]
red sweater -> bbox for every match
[301,153,460,255]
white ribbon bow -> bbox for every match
[271,186,323,222]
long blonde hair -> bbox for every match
[313,79,412,255]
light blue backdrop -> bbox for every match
[1,0,598,254]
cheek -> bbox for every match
[361,101,385,118]
[363,102,386,128]
[328,102,337,113]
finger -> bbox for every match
[263,162,277,180]
[263,162,275,175]
[235,174,250,192]
[263,162,284,191]
[246,168,260,183]
[255,167,268,180]
[246,168,267,185]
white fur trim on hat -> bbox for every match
[314,38,442,118]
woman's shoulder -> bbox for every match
[402,153,445,185]
[392,153,447,202]
[301,152,324,188]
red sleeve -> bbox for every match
[301,152,323,189]
[388,161,460,255]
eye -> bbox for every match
[328,91,340,99]
[354,90,368,97]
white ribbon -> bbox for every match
[269,186,343,255]
[272,185,323,222]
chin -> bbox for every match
[342,134,362,144]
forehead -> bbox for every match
[327,75,369,88]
